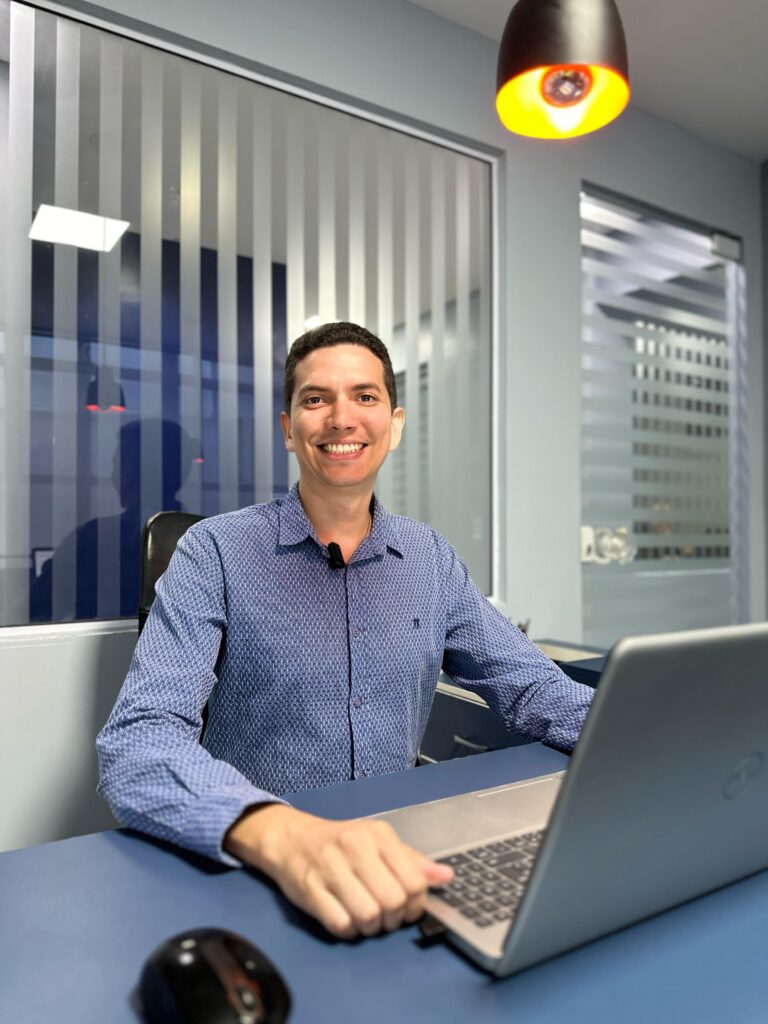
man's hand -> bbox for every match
[224,804,454,939]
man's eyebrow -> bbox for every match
[296,381,383,397]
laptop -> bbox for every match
[372,623,768,976]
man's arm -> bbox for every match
[438,541,594,752]
[96,524,278,862]
[97,523,452,936]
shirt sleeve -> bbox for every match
[96,523,286,865]
[438,537,594,753]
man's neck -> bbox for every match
[297,479,373,556]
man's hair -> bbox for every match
[283,321,398,412]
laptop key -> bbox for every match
[439,853,471,868]
[474,917,494,928]
[494,852,528,868]
[508,833,541,852]
[460,906,480,920]
[497,864,527,882]
[438,891,464,908]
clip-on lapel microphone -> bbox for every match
[328,542,346,569]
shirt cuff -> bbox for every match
[181,787,290,866]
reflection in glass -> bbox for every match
[0,0,493,626]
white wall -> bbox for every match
[0,621,133,850]
[2,0,764,849]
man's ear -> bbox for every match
[280,410,294,452]
[388,406,405,452]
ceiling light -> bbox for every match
[29,204,129,252]
[496,0,630,140]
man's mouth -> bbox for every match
[320,442,366,454]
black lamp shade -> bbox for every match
[498,0,628,89]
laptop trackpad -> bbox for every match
[371,774,562,857]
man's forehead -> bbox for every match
[293,343,386,385]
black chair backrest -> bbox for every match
[138,511,205,634]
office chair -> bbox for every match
[138,511,205,634]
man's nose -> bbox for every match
[327,397,357,430]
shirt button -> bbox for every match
[350,626,361,638]
[352,696,363,708]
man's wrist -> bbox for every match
[223,802,300,871]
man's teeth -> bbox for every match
[322,443,364,454]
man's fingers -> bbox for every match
[374,835,435,929]
[423,858,455,886]
[319,841,388,936]
[301,871,357,939]
[335,825,415,931]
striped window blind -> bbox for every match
[392,363,429,522]
[0,1,493,626]
[580,187,747,647]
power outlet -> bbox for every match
[580,526,596,563]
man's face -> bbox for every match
[280,344,404,495]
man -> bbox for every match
[97,322,593,940]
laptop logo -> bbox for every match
[722,752,765,799]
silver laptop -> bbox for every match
[373,624,768,976]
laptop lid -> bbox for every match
[495,623,768,976]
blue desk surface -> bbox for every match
[2,743,767,1024]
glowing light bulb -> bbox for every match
[541,66,593,106]
[496,65,629,139]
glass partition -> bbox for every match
[580,186,747,646]
[0,1,493,626]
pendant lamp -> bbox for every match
[496,0,630,139]
[85,364,126,413]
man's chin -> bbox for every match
[303,465,378,492]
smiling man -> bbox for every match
[97,321,594,940]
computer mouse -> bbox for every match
[139,926,291,1024]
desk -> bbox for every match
[1,744,767,1024]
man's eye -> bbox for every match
[304,396,323,405]
[359,394,375,403]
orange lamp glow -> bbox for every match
[496,64,630,139]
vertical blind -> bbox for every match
[0,1,493,626]
[580,187,747,647]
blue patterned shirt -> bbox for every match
[97,486,593,864]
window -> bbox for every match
[580,186,747,646]
[0,1,493,626]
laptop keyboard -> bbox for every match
[431,830,544,929]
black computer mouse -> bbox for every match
[139,927,291,1024]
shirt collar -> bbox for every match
[277,483,403,559]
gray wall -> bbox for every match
[763,159,768,607]
[1,0,764,850]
